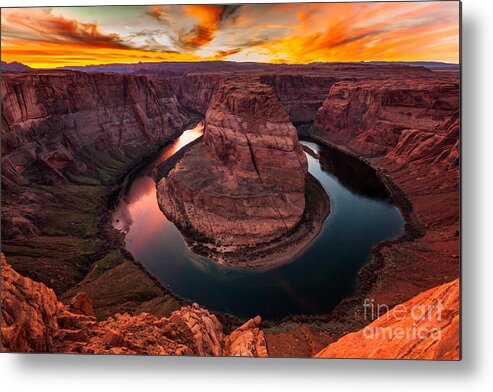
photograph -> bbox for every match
[1,1,461,360]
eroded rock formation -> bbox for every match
[315,279,460,360]
[168,74,223,115]
[1,254,267,356]
[314,76,459,157]
[259,74,336,124]
[168,71,335,124]
[157,79,308,249]
[1,253,60,352]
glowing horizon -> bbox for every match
[1,2,460,68]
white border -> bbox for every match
[2,0,493,390]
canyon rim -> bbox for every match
[1,1,460,359]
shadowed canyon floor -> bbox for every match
[1,62,459,358]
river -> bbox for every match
[112,124,404,320]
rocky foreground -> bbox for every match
[1,252,459,359]
[1,254,267,356]
[316,279,459,360]
[157,78,311,265]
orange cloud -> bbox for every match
[146,5,171,25]
[174,5,241,50]
[1,8,129,50]
[246,2,459,63]
[213,48,242,60]
[1,8,201,66]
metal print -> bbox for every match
[0,1,460,359]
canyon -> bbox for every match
[309,70,460,325]
[1,70,194,319]
[1,62,459,358]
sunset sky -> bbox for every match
[1,2,460,68]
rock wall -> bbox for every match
[157,79,308,248]
[315,278,460,360]
[168,72,336,125]
[168,73,223,115]
[1,254,268,356]
[1,71,189,186]
[1,253,60,352]
[259,74,336,124]
[0,70,191,297]
[314,75,459,157]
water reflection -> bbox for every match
[303,141,389,199]
[112,122,204,235]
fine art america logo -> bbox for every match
[361,299,444,341]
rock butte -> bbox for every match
[157,79,308,249]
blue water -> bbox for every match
[113,128,404,320]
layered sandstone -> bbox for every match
[1,254,267,356]
[225,315,268,357]
[1,71,188,186]
[157,79,308,250]
[314,75,459,156]
[168,73,223,114]
[259,74,336,124]
[1,253,60,352]
[168,72,336,124]
[315,279,460,360]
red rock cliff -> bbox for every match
[314,75,459,158]
[1,71,189,186]
[1,70,191,247]
[168,72,335,125]
[259,74,336,124]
